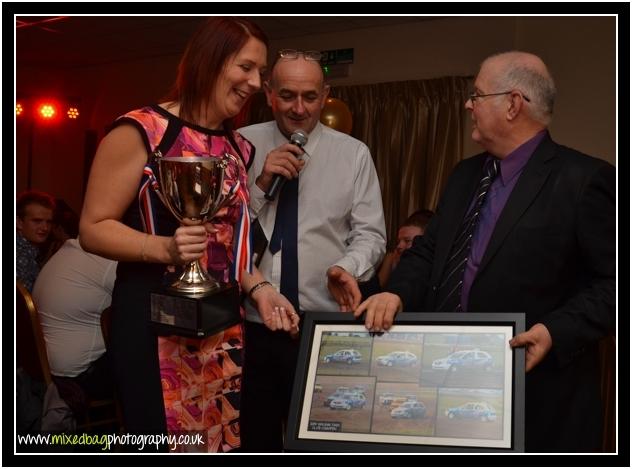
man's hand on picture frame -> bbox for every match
[509,322,552,372]
[354,292,403,332]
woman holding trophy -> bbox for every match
[79,17,298,452]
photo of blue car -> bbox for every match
[322,349,362,364]
[445,402,497,422]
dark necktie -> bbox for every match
[435,158,500,312]
[269,177,299,311]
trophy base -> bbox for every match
[149,282,240,338]
[166,278,221,295]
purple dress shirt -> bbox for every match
[461,130,548,310]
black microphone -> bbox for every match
[264,130,308,201]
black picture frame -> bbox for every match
[285,312,525,453]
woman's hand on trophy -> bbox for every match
[203,222,218,235]
[252,286,300,338]
[168,224,209,265]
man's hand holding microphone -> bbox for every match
[255,130,308,200]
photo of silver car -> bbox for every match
[431,349,493,372]
[329,398,352,411]
[376,350,419,367]
[390,401,427,419]
[324,391,366,408]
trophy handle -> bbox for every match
[203,153,242,222]
[151,151,188,223]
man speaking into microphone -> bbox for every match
[238,48,386,452]
[264,129,308,200]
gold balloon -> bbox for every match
[320,97,353,134]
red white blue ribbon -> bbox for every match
[139,164,160,234]
[230,180,253,283]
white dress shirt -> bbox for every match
[33,239,117,377]
[239,121,386,322]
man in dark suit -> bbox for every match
[354,51,615,452]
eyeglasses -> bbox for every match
[468,90,531,104]
[278,49,323,62]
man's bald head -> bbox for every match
[268,55,326,90]
[264,53,330,136]
[481,51,557,125]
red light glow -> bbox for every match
[38,103,57,119]
[67,107,79,119]
[16,103,23,116]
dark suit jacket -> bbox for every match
[388,135,615,452]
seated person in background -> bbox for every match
[32,238,117,404]
[359,209,434,299]
[377,209,435,288]
[16,190,56,291]
[39,199,81,266]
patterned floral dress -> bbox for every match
[112,104,253,452]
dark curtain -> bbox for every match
[330,77,469,241]
[243,76,471,242]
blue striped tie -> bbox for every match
[268,177,299,311]
[435,158,500,312]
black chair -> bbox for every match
[16,282,52,386]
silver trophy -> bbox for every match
[155,154,236,295]
[150,154,242,337]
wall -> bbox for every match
[514,16,616,164]
[15,15,617,214]
[265,16,616,165]
[270,17,517,85]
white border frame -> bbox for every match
[297,323,514,449]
